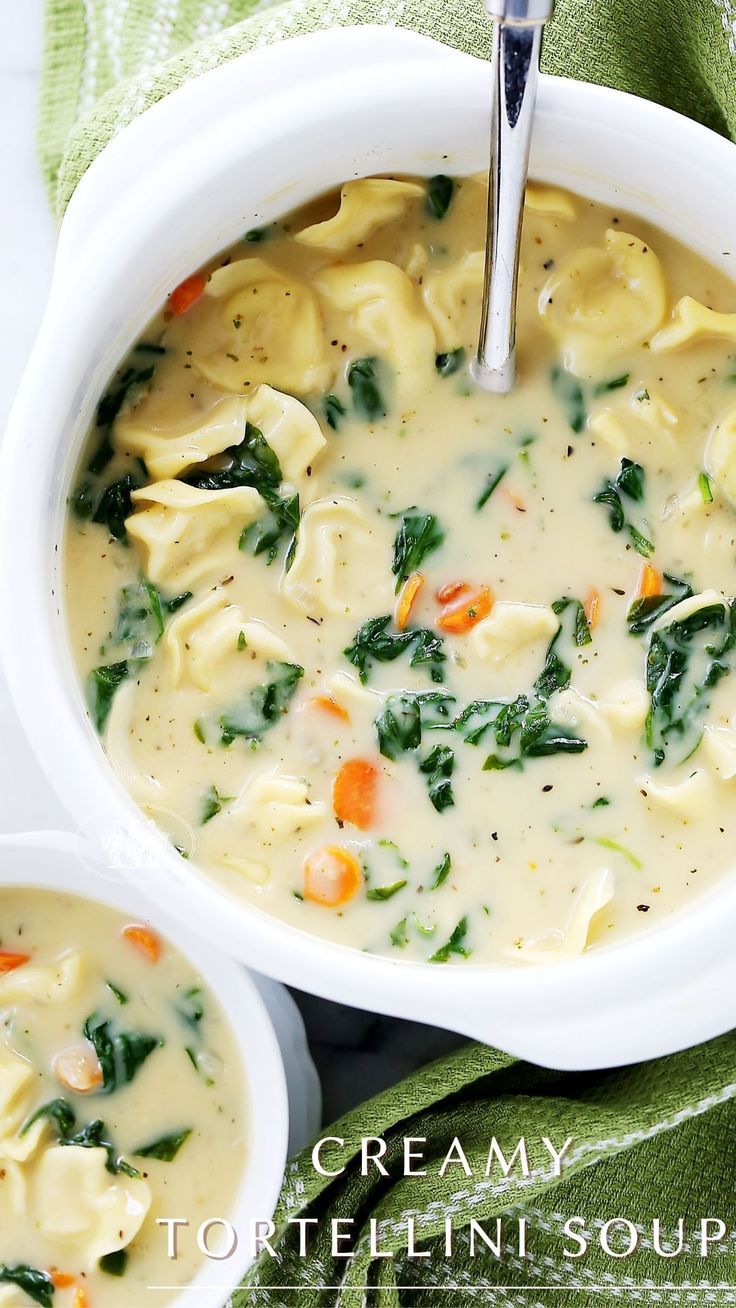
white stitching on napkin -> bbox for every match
[713,0,736,55]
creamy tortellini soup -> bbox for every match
[65,173,736,966]
[0,890,245,1306]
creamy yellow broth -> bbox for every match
[64,175,736,965]
[0,889,245,1306]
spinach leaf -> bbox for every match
[645,598,736,766]
[106,980,128,1005]
[344,616,445,684]
[87,661,131,733]
[324,394,347,430]
[240,487,300,566]
[218,661,303,745]
[435,348,465,377]
[517,702,587,757]
[200,784,232,825]
[550,366,586,434]
[429,916,470,963]
[376,693,422,760]
[627,573,693,635]
[176,985,204,1029]
[21,1097,76,1138]
[390,918,409,948]
[366,880,407,902]
[698,470,714,503]
[593,458,653,557]
[83,1013,160,1094]
[97,365,155,428]
[63,1118,140,1177]
[0,1265,54,1308]
[430,852,452,889]
[426,175,454,219]
[392,509,444,590]
[551,596,592,648]
[92,472,141,540]
[100,1250,129,1277]
[134,1128,192,1161]
[419,744,455,812]
[476,463,509,510]
[593,373,630,395]
[348,357,386,421]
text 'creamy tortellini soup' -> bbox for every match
[0,889,245,1306]
[65,174,736,966]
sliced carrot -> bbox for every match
[72,1288,90,1308]
[395,572,425,630]
[636,563,662,599]
[584,588,601,630]
[437,584,493,634]
[0,950,30,974]
[504,487,527,513]
[169,273,206,316]
[333,759,380,830]
[310,695,350,723]
[122,923,161,963]
[51,1271,76,1290]
[303,846,363,908]
[53,1042,104,1094]
[435,580,469,604]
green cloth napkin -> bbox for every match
[40,0,735,220]
[38,0,736,1302]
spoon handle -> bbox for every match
[472,0,555,394]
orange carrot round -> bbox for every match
[53,1042,104,1094]
[310,695,350,722]
[169,273,206,316]
[122,923,161,963]
[0,950,30,974]
[303,846,362,908]
[636,562,662,599]
[437,584,493,634]
[395,572,425,630]
[333,759,380,830]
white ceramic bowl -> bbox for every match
[0,833,321,1306]
[3,26,736,1071]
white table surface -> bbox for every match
[0,4,465,1122]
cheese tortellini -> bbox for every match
[233,771,326,842]
[539,229,667,371]
[34,1146,151,1268]
[422,251,484,350]
[127,480,263,587]
[705,402,736,509]
[165,592,294,690]
[295,178,424,250]
[281,496,394,618]
[316,260,436,387]
[115,395,249,481]
[652,296,736,351]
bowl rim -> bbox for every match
[0,833,291,1305]
[4,25,736,1070]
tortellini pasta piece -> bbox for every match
[233,772,326,842]
[295,179,424,250]
[422,251,484,350]
[510,868,615,964]
[597,680,650,732]
[546,688,611,742]
[220,854,271,885]
[165,592,294,691]
[247,385,326,485]
[315,261,436,386]
[590,389,678,460]
[33,1145,151,1268]
[705,403,736,509]
[126,481,262,587]
[0,951,83,1006]
[651,296,736,351]
[470,602,559,666]
[700,724,736,780]
[651,588,726,632]
[538,229,667,372]
[0,1045,33,1140]
[637,769,714,818]
[194,258,332,394]
[104,681,163,804]
[114,395,249,481]
[525,183,576,220]
[281,496,394,619]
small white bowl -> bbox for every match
[0,832,321,1307]
[3,26,736,1069]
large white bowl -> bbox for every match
[0,833,321,1306]
[3,26,736,1071]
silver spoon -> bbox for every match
[472,0,555,394]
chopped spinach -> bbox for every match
[593,458,653,557]
[200,784,232,825]
[419,744,455,812]
[63,1117,140,1177]
[551,596,592,648]
[348,357,386,422]
[435,348,465,377]
[87,661,131,733]
[550,366,586,434]
[366,880,407,901]
[593,373,630,395]
[698,470,714,503]
[134,1128,192,1161]
[324,393,347,430]
[476,463,509,510]
[97,365,155,428]
[176,985,205,1029]
[21,1097,76,1138]
[645,597,736,765]
[627,573,693,635]
[426,174,454,219]
[376,693,422,760]
[100,1250,129,1277]
[430,852,452,889]
[240,488,300,566]
[91,472,141,540]
[106,980,128,1005]
[392,509,444,590]
[83,1014,160,1093]
[0,1265,54,1308]
[390,918,409,948]
[344,616,445,684]
[429,916,470,963]
[218,660,303,745]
